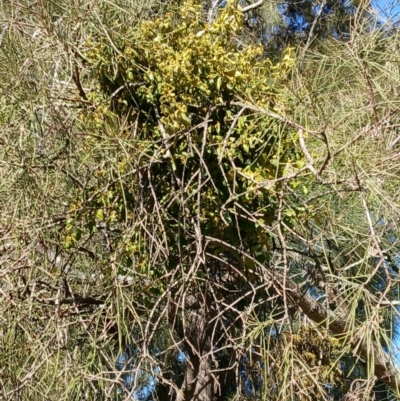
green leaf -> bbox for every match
[238,116,246,130]
[96,209,104,220]
[216,76,222,91]
[74,229,82,241]
[181,113,191,125]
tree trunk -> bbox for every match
[177,353,213,401]
[176,293,215,401]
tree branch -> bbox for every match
[206,236,400,390]
[279,276,400,390]
[240,0,266,13]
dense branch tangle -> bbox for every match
[72,2,400,399]
[1,0,400,400]
[80,5,303,398]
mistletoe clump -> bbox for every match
[70,0,302,280]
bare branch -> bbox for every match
[240,0,267,13]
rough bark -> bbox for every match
[175,293,216,401]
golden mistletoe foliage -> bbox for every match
[67,0,303,281]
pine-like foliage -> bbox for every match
[0,1,399,401]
